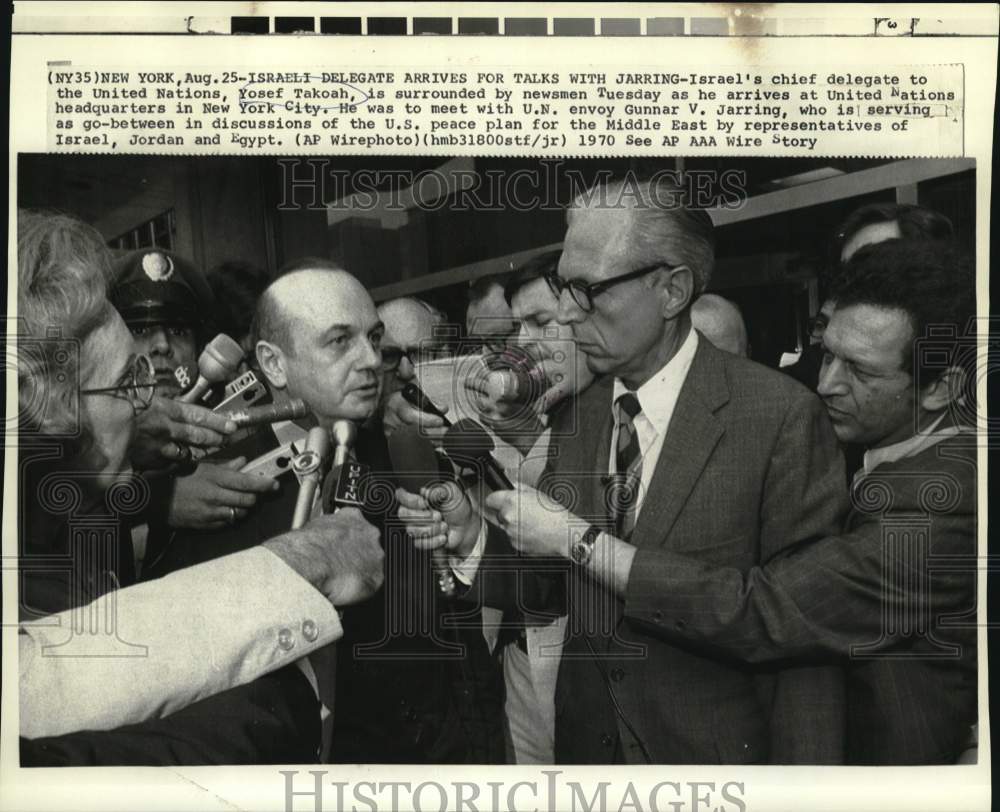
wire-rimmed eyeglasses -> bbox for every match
[80,354,156,415]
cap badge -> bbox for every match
[142,252,174,282]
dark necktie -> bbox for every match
[612,392,643,539]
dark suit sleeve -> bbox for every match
[623,498,974,661]
[20,664,320,766]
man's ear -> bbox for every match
[919,365,966,413]
[256,340,288,390]
[651,265,695,320]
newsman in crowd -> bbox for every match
[536,237,976,765]
[108,249,275,576]
[400,176,850,764]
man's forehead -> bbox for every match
[826,303,912,367]
[560,206,635,279]
[276,270,376,332]
[381,300,439,343]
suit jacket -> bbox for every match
[485,339,849,764]
[628,433,978,764]
[17,447,320,765]
[151,424,505,764]
[20,545,341,739]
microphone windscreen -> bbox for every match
[330,419,358,467]
[199,334,244,382]
[401,383,451,424]
[388,429,449,494]
[442,418,496,461]
[223,398,308,428]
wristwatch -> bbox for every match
[570,525,603,566]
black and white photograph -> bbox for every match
[14,154,980,768]
[4,4,995,812]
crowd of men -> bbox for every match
[17,180,978,767]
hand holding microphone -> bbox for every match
[389,428,470,594]
[130,397,238,470]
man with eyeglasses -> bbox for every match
[376,296,449,414]
[398,176,849,765]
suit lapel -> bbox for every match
[630,340,729,549]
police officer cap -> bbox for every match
[110,248,215,328]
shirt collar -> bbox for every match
[612,327,699,436]
[862,412,968,474]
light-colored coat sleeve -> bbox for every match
[19,546,342,739]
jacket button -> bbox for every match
[610,668,625,682]
[302,619,319,642]
[278,628,295,651]
[653,610,663,622]
[675,619,687,630]
[601,734,614,747]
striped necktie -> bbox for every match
[612,392,643,539]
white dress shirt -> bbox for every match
[608,327,699,519]
[859,412,971,478]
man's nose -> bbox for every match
[817,356,848,397]
[397,354,415,381]
[555,288,584,326]
[146,326,171,355]
[357,337,381,371]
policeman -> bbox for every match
[110,248,217,399]
[109,247,276,556]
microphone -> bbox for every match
[441,419,515,491]
[177,334,244,404]
[482,348,546,406]
[173,362,197,394]
[388,428,461,596]
[290,426,330,529]
[321,420,371,513]
[401,383,451,425]
[483,367,546,406]
[220,398,308,428]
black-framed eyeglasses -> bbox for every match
[381,344,452,372]
[544,262,678,313]
[80,354,156,415]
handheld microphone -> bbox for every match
[290,426,330,529]
[221,398,308,428]
[441,419,515,491]
[321,420,371,513]
[401,383,451,425]
[177,334,244,404]
[388,428,461,596]
[482,347,546,406]
[483,367,547,406]
[173,362,197,394]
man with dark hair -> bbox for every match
[400,176,849,765]
[488,238,976,765]
[788,202,955,391]
[830,201,955,271]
